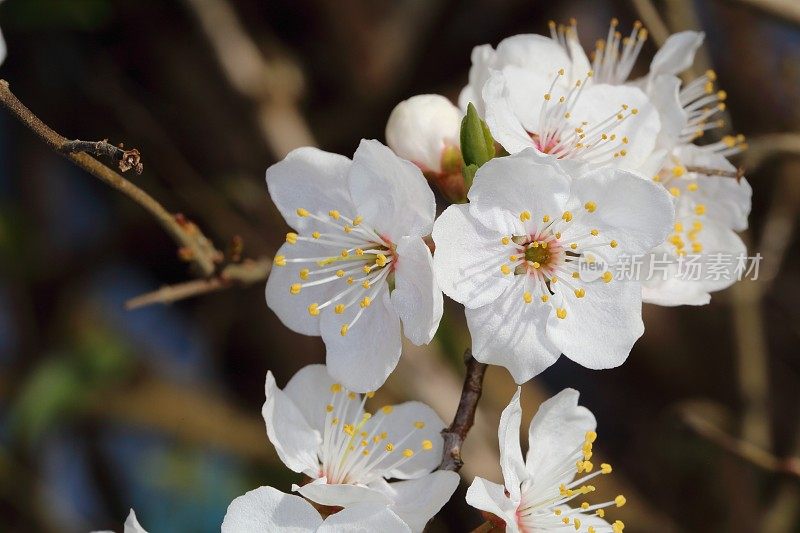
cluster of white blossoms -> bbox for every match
[94,17,752,533]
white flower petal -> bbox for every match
[483,72,539,154]
[391,236,443,345]
[263,372,322,475]
[546,278,644,369]
[364,401,447,479]
[321,288,402,393]
[468,150,571,236]
[281,364,349,434]
[466,285,561,384]
[525,389,596,488]
[266,147,353,233]
[494,34,572,81]
[222,486,322,533]
[378,471,460,533]
[459,44,496,115]
[465,477,520,532]
[385,95,461,173]
[567,84,660,171]
[294,478,391,508]
[265,241,337,336]
[348,139,436,240]
[649,31,705,78]
[648,75,686,149]
[123,510,148,533]
[498,388,526,501]
[0,26,6,66]
[432,204,512,309]
[568,166,674,257]
[318,504,409,533]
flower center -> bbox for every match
[515,431,627,533]
[524,243,551,265]
[497,206,618,319]
[531,69,637,163]
[318,384,433,485]
[274,208,397,336]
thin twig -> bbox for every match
[685,165,746,181]
[61,139,143,174]
[0,79,220,276]
[125,256,271,309]
[682,410,800,479]
[439,349,488,472]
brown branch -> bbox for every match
[61,139,143,174]
[125,256,271,309]
[0,79,220,276]
[682,410,800,479]
[439,349,488,471]
[685,165,746,181]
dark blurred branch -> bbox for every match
[731,0,800,25]
[743,133,800,168]
[183,0,316,157]
[439,350,487,472]
[125,256,271,309]
[682,410,800,479]
[61,139,143,174]
[630,0,670,46]
[0,80,220,276]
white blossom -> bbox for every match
[262,364,459,533]
[265,140,443,392]
[92,509,148,533]
[459,33,661,174]
[222,486,411,532]
[466,388,627,533]
[432,150,673,383]
[385,94,462,174]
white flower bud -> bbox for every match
[385,94,462,173]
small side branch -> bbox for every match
[125,256,271,309]
[0,79,220,276]
[439,350,488,472]
[682,410,800,479]
[686,165,746,181]
[61,139,143,174]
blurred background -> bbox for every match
[0,0,798,531]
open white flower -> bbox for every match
[222,486,411,532]
[262,364,459,533]
[386,94,462,175]
[92,509,148,533]
[459,32,661,173]
[265,139,443,392]
[432,150,673,383]
[467,388,627,533]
